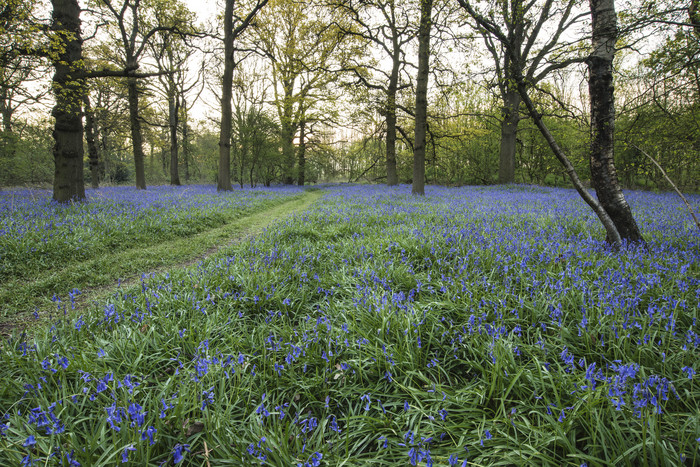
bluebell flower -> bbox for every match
[23,435,36,447]
[201,387,215,411]
[360,393,371,411]
[480,429,492,446]
[121,445,136,463]
[172,444,190,464]
[127,402,146,427]
[65,449,81,466]
[681,366,695,379]
[160,399,174,419]
[140,426,157,445]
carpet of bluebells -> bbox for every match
[0,184,304,284]
[0,184,698,466]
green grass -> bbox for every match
[0,189,319,322]
[0,184,698,466]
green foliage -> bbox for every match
[0,186,305,316]
[0,185,698,465]
[0,120,54,187]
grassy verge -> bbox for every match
[0,190,320,323]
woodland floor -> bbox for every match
[0,189,322,336]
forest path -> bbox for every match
[0,190,323,334]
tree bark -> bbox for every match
[218,0,234,191]
[412,0,432,196]
[182,103,190,182]
[168,88,180,186]
[281,83,296,185]
[0,87,11,133]
[516,77,622,245]
[83,95,100,189]
[51,0,86,202]
[127,77,146,189]
[588,0,643,244]
[297,119,306,186]
[386,49,400,186]
[498,88,519,184]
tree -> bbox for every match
[50,0,87,201]
[149,1,199,186]
[83,94,101,188]
[95,0,192,190]
[588,0,643,243]
[616,0,700,191]
[333,0,415,186]
[461,0,589,185]
[218,0,268,191]
[231,70,280,187]
[458,0,642,245]
[411,0,432,195]
[253,0,353,185]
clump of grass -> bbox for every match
[0,184,698,466]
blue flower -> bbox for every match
[172,444,190,464]
[121,445,136,463]
[140,426,157,446]
[201,387,215,411]
[127,402,146,427]
[23,435,36,447]
[681,366,695,379]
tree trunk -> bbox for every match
[297,119,306,186]
[169,91,180,185]
[0,87,11,133]
[51,0,86,202]
[281,87,296,184]
[1,87,16,176]
[281,126,295,184]
[412,0,432,196]
[127,77,146,189]
[386,50,400,186]
[182,101,190,182]
[84,95,100,189]
[218,0,234,191]
[589,0,643,244]
[515,77,622,245]
[498,89,519,184]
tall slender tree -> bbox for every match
[218,0,268,191]
[253,0,353,185]
[96,0,192,190]
[458,0,643,245]
[588,0,643,243]
[461,0,587,185]
[334,0,415,186]
[412,0,432,196]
